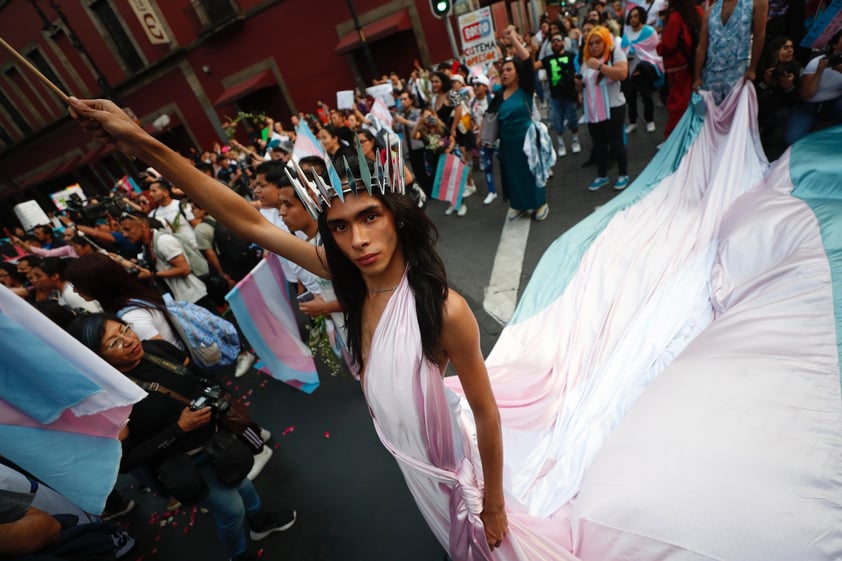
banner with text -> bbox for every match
[458,8,498,71]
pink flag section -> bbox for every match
[432,153,468,208]
[293,120,327,161]
[226,255,320,393]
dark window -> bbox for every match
[0,123,12,145]
[89,0,144,73]
[0,91,32,135]
[26,49,68,99]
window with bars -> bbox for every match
[26,48,68,99]
[0,90,32,136]
[89,0,144,73]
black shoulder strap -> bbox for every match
[143,353,216,387]
[129,376,192,405]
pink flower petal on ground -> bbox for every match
[282,425,295,436]
[323,431,330,438]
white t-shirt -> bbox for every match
[120,304,181,348]
[643,0,667,27]
[149,199,198,249]
[259,207,310,284]
[153,232,207,303]
[60,282,102,313]
[582,42,628,110]
[802,56,842,102]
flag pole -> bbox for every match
[0,35,70,103]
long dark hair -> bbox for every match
[668,0,701,34]
[65,253,164,313]
[317,191,448,367]
[66,312,126,355]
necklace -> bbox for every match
[368,286,397,294]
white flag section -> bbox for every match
[438,83,842,560]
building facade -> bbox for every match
[0,0,543,226]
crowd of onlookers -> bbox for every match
[1,1,840,559]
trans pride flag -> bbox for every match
[226,255,319,393]
[0,286,145,514]
[445,83,842,559]
[432,153,468,209]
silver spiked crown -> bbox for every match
[283,132,406,220]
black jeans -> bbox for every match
[587,105,628,178]
[623,63,656,124]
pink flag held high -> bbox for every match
[432,153,468,209]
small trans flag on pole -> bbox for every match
[432,153,468,209]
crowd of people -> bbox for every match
[2,1,840,560]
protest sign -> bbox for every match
[458,7,498,70]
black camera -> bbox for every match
[190,386,230,416]
[827,53,842,68]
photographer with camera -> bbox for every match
[785,28,842,146]
[66,313,295,561]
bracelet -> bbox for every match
[598,63,604,73]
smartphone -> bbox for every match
[297,291,315,302]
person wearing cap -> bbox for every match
[470,75,499,205]
[452,72,479,200]
[534,32,582,157]
[269,140,293,164]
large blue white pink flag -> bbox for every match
[432,153,468,209]
[444,83,842,559]
[0,286,145,514]
[226,255,319,393]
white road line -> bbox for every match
[483,215,531,325]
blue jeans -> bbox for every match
[785,97,842,146]
[549,97,578,135]
[479,146,496,194]
[195,453,262,557]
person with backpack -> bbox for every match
[658,0,704,137]
[116,211,212,310]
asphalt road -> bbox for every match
[115,105,666,561]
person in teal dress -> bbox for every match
[693,0,768,104]
[498,27,549,221]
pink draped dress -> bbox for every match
[363,272,576,561]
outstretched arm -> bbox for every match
[692,7,710,90]
[440,291,508,551]
[67,98,330,279]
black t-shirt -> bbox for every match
[120,340,214,471]
[541,51,578,101]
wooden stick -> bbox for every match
[0,35,70,103]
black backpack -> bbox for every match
[211,219,261,281]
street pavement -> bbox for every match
[115,105,667,561]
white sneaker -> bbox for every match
[646,121,656,133]
[571,138,581,153]
[247,446,273,481]
[445,205,456,216]
[260,428,272,443]
[625,123,638,133]
[507,208,526,220]
[483,192,497,205]
[413,184,427,208]
[557,143,567,157]
[457,204,467,217]
[463,185,476,198]
[234,352,256,378]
